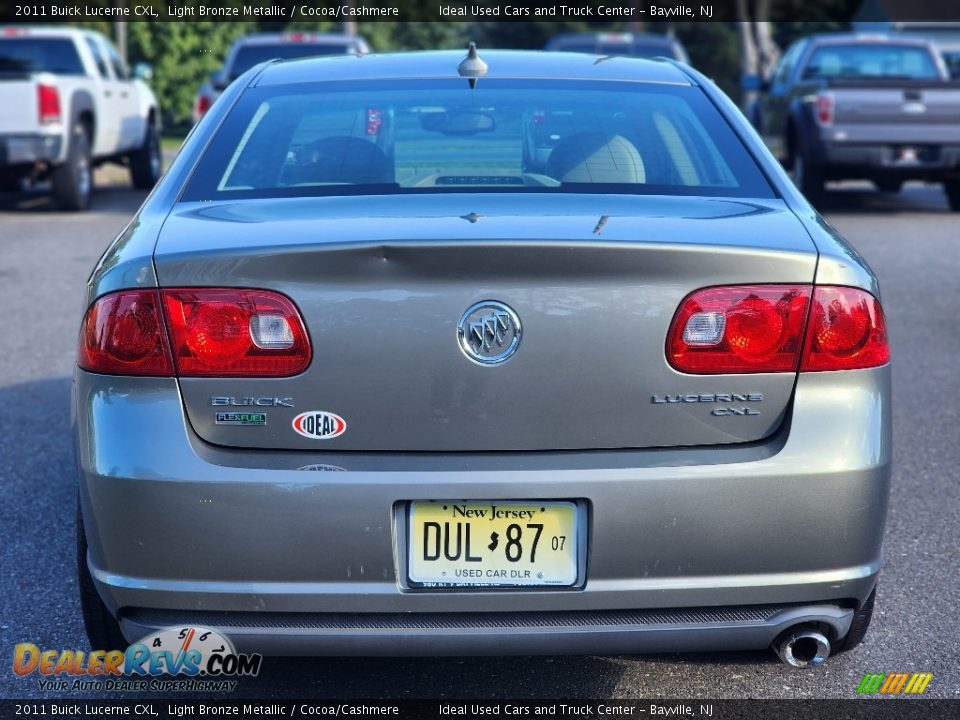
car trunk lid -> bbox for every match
[154,194,817,452]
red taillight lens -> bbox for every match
[162,289,310,377]
[667,284,889,374]
[668,285,812,373]
[816,92,834,125]
[37,84,61,126]
[194,94,212,118]
[78,290,173,376]
[79,288,311,377]
[801,286,889,371]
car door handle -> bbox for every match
[104,90,112,98]
[120,91,129,99]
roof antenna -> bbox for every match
[458,42,488,89]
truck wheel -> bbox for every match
[835,586,876,653]
[77,501,127,650]
[875,179,903,194]
[0,174,22,193]
[129,122,162,190]
[52,123,92,211]
[945,181,960,212]
[794,150,824,204]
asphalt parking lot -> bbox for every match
[1,180,958,700]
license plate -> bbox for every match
[408,501,578,587]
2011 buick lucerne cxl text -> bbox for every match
[74,47,891,668]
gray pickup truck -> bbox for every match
[752,33,960,209]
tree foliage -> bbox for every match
[129,22,249,128]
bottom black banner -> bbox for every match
[1,700,958,720]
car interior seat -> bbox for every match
[292,136,393,185]
[546,131,646,184]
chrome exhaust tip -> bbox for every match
[775,628,831,668]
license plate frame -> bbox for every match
[403,501,584,590]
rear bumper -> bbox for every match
[74,366,891,655]
[816,140,960,179]
[0,133,62,167]
[119,605,854,657]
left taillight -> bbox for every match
[78,290,173,376]
[78,288,311,377]
[37,83,61,126]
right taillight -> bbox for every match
[667,284,889,374]
[801,286,889,371]
[37,83,61,126]
[78,288,311,378]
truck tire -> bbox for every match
[794,149,825,204]
[129,122,162,190]
[0,174,22,193]
[52,123,92,211]
[77,500,127,650]
[945,181,960,212]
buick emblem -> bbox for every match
[457,301,522,365]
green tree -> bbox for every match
[127,22,248,130]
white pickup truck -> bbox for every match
[0,27,161,210]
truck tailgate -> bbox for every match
[830,83,960,144]
[0,78,38,133]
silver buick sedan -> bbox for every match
[75,47,891,668]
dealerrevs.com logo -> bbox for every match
[14,627,261,693]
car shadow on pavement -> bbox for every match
[231,648,786,699]
[0,187,148,215]
[232,655,629,699]
[0,376,86,698]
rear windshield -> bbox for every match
[802,44,940,80]
[183,79,775,201]
[229,43,355,79]
[0,38,84,75]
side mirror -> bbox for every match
[132,63,153,82]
